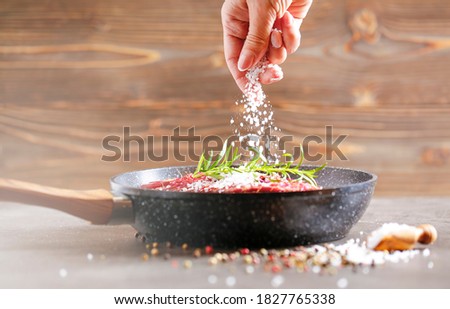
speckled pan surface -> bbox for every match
[110,166,377,249]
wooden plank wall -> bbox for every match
[1,0,450,195]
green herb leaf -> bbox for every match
[193,142,325,187]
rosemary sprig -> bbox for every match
[194,141,326,187]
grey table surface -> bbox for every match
[1,197,449,289]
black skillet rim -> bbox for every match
[110,165,377,199]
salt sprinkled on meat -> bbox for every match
[209,171,256,191]
[186,172,255,192]
[184,171,318,193]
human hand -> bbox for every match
[221,0,313,92]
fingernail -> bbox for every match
[238,52,255,72]
[271,31,283,48]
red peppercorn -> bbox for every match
[271,264,282,273]
[240,248,250,255]
[205,246,214,255]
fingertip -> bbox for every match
[286,32,301,55]
[294,18,303,30]
[283,11,294,27]
[262,75,284,85]
[281,16,301,54]
[259,65,284,85]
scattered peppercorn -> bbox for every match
[193,249,202,258]
[240,248,250,255]
[135,229,428,276]
[205,246,214,255]
[214,253,223,262]
[208,257,218,265]
[271,264,282,273]
[243,255,252,264]
[183,260,193,269]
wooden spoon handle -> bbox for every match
[0,178,128,224]
[372,224,438,251]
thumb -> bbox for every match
[238,2,277,72]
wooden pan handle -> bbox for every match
[0,178,127,224]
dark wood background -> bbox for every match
[1,0,450,195]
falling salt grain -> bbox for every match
[231,57,283,162]
[337,278,348,289]
[59,268,68,278]
[225,276,236,287]
[271,275,285,288]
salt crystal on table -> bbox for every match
[245,265,255,274]
[208,275,218,284]
[337,278,348,288]
[362,266,370,275]
[59,268,68,278]
[312,266,321,274]
[271,275,284,288]
[226,276,236,287]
